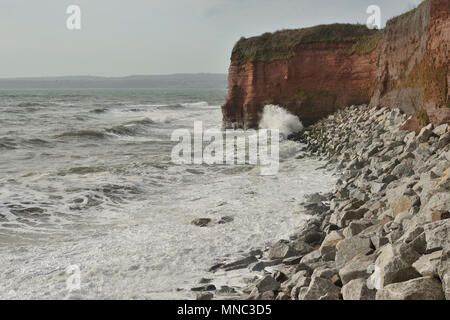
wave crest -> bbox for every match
[259,105,303,137]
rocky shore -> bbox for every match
[194,105,450,300]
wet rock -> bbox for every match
[191,218,212,227]
[191,284,216,292]
[268,240,299,260]
[216,286,237,296]
[218,216,234,224]
[254,275,280,294]
[376,277,445,300]
[196,292,214,300]
[250,260,282,272]
[223,256,258,271]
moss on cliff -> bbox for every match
[416,108,430,126]
[232,24,381,65]
[337,32,382,56]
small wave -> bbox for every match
[259,105,303,137]
[180,101,209,108]
[90,108,109,114]
[56,130,107,140]
[16,102,45,108]
[106,124,141,136]
[0,137,17,150]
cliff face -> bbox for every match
[370,0,450,132]
[222,0,449,130]
[222,25,381,128]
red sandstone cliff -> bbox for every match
[370,0,449,132]
[222,0,449,130]
[222,25,381,128]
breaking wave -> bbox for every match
[259,104,303,137]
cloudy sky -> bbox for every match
[0,0,422,78]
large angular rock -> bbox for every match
[341,278,376,300]
[268,240,298,260]
[299,277,341,300]
[423,220,450,253]
[339,252,377,285]
[374,244,422,288]
[335,236,373,268]
[412,250,442,277]
[254,275,280,293]
[417,124,434,143]
[319,231,344,261]
[376,277,445,300]
[343,220,374,238]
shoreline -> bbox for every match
[194,104,450,300]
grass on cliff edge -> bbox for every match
[232,23,382,65]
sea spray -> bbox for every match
[259,105,303,138]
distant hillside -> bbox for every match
[0,74,228,89]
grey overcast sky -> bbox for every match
[0,0,422,78]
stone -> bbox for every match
[341,278,376,300]
[376,277,445,300]
[268,240,298,260]
[282,256,302,265]
[218,216,234,224]
[437,131,450,149]
[275,292,290,300]
[417,124,434,143]
[254,275,280,293]
[374,244,421,288]
[432,124,448,136]
[412,250,442,277]
[319,231,344,261]
[371,182,387,194]
[281,270,309,294]
[390,196,417,217]
[249,260,282,272]
[431,210,450,222]
[223,256,258,271]
[191,218,212,227]
[216,286,237,295]
[196,292,214,300]
[273,271,288,283]
[335,236,373,268]
[191,284,216,292]
[339,253,377,285]
[300,249,322,265]
[423,220,450,253]
[343,220,373,238]
[300,277,341,300]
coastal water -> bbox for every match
[0,89,335,299]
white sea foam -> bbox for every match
[259,105,303,137]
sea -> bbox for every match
[0,88,335,299]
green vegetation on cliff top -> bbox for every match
[232,23,382,65]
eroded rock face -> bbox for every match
[222,27,380,129]
[222,0,449,131]
[376,277,445,300]
[370,0,450,131]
